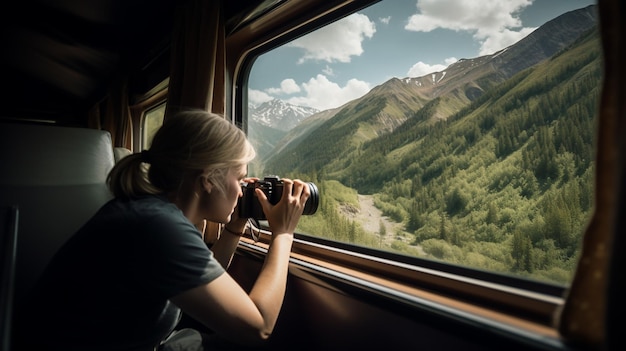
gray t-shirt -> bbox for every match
[16,194,225,350]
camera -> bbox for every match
[238,176,319,219]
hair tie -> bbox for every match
[141,149,153,164]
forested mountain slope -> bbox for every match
[257,6,601,283]
[264,6,597,177]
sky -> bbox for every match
[248,0,596,111]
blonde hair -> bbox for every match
[107,110,256,198]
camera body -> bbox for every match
[238,175,319,219]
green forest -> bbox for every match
[258,29,602,285]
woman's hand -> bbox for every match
[255,178,310,235]
[228,177,258,230]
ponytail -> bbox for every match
[107,153,161,198]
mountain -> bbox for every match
[261,5,599,178]
[247,99,319,172]
[491,5,598,78]
[248,105,340,176]
[268,105,345,156]
[249,5,601,282]
[380,5,599,109]
[247,119,287,166]
[250,99,319,132]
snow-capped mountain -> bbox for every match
[250,99,319,131]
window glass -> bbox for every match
[246,0,600,285]
[143,103,166,149]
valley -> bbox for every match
[248,5,600,284]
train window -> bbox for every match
[245,0,600,286]
[143,103,166,149]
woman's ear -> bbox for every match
[201,176,213,194]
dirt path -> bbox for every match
[344,194,403,246]
[339,194,424,254]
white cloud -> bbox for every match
[407,57,458,77]
[266,78,301,94]
[408,62,446,77]
[248,89,273,106]
[288,13,376,63]
[405,0,536,55]
[380,16,391,25]
[478,26,536,55]
[322,65,334,76]
[286,74,371,110]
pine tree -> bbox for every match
[378,220,386,247]
[486,203,498,225]
[439,211,448,242]
[512,231,534,272]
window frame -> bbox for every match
[227,0,587,343]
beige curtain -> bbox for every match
[87,74,132,149]
[165,0,225,119]
[557,0,624,349]
[165,0,226,240]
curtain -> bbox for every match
[87,74,132,149]
[165,0,226,241]
[164,0,225,119]
[557,0,624,350]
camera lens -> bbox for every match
[303,182,319,215]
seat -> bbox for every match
[114,146,133,162]
[0,205,18,351]
[0,122,115,320]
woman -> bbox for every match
[15,110,309,350]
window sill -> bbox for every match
[237,234,568,349]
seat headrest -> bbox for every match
[113,147,132,163]
[0,123,115,186]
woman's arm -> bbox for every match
[171,179,309,346]
[210,220,246,269]
[209,177,256,269]
[171,233,294,346]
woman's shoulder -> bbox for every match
[106,194,180,217]
[93,195,191,234]
[123,195,200,238]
